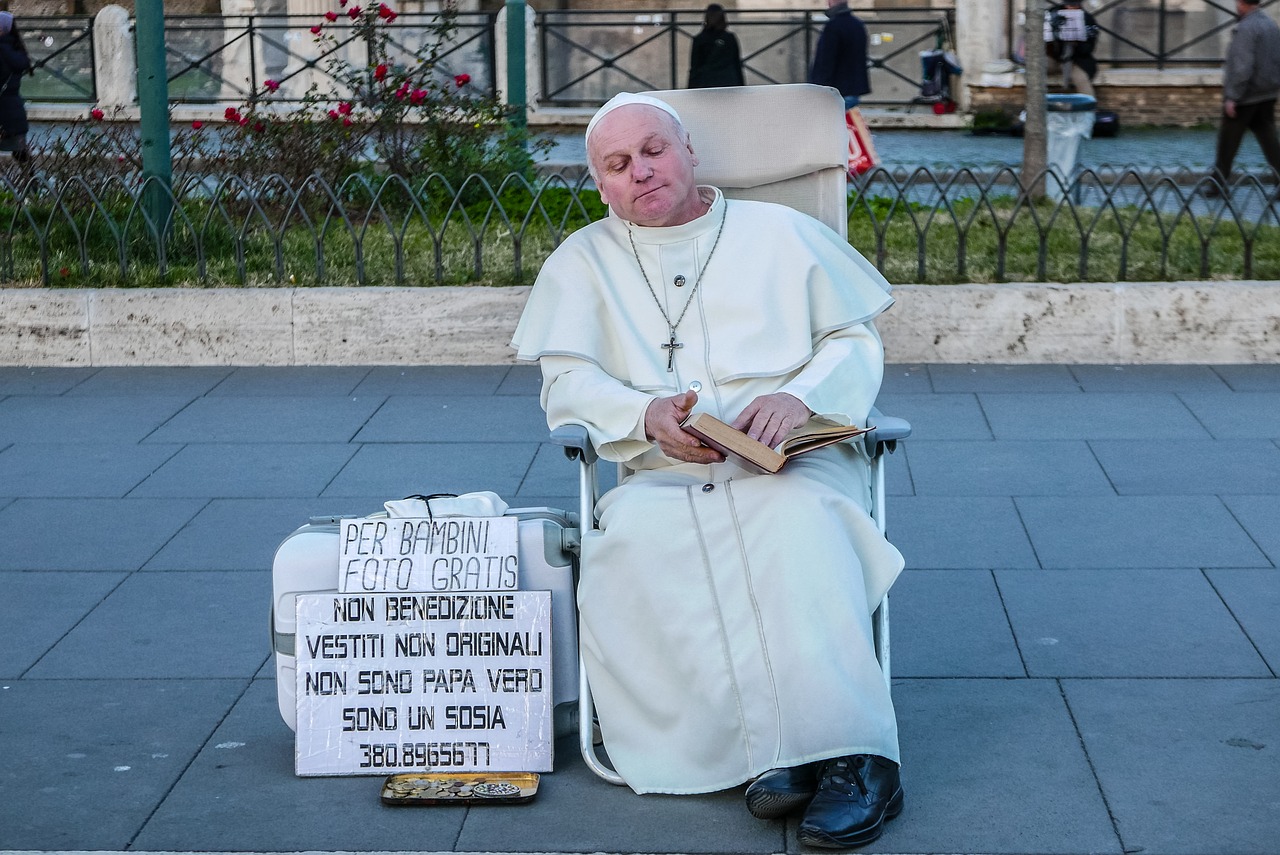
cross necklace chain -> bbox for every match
[627,202,728,372]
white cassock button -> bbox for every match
[688,381,702,393]
[674,274,687,287]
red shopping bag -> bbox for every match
[845,107,881,178]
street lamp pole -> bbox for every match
[135,0,173,233]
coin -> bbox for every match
[472,781,521,798]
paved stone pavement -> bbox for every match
[1,363,1278,855]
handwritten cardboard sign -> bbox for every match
[338,516,519,594]
[294,591,553,777]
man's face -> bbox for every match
[588,105,703,228]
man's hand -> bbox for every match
[644,391,726,464]
[731,393,812,450]
[1225,99,1237,119]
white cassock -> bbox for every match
[511,188,904,795]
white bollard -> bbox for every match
[94,5,136,108]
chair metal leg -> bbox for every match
[578,653,627,785]
[870,450,892,688]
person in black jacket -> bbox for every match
[1045,1,1099,97]
[809,0,870,108]
[0,11,32,163]
[688,4,745,89]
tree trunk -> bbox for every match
[1021,0,1048,199]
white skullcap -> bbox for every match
[585,92,683,149]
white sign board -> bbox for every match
[338,516,519,593]
[294,591,553,777]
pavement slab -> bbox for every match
[1090,439,1280,495]
[906,439,1114,496]
[1016,495,1270,568]
[888,569,1025,678]
[1178,392,1280,439]
[129,443,361,499]
[0,442,184,498]
[144,395,386,444]
[0,570,126,677]
[996,568,1271,677]
[979,391,1211,440]
[1064,679,1280,855]
[0,366,98,395]
[1071,363,1232,392]
[928,363,1082,393]
[0,678,249,851]
[1207,568,1280,674]
[888,496,1040,568]
[0,497,206,571]
[25,571,272,679]
[0,395,196,444]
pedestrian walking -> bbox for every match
[1211,0,1280,193]
[1045,1,1100,98]
[0,10,32,163]
[809,0,870,109]
[687,4,744,89]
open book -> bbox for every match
[680,412,874,475]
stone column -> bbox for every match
[94,5,136,108]
[220,0,257,102]
[956,0,1010,111]
[494,2,540,120]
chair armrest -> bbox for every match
[551,423,599,465]
[863,409,911,457]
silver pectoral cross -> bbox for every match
[661,333,683,371]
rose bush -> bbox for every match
[210,2,544,187]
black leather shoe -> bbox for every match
[797,755,903,849]
[744,762,820,819]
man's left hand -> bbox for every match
[731,393,812,450]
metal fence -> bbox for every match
[1014,0,1279,70]
[3,168,1276,288]
[17,16,96,103]
[537,7,954,107]
[162,13,499,104]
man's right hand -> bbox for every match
[644,390,726,465]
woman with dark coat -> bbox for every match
[688,4,745,89]
[0,11,33,162]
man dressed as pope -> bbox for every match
[511,92,907,849]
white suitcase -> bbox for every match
[271,506,581,738]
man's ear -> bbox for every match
[687,140,699,169]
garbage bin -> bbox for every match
[1045,93,1096,198]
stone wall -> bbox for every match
[4,283,1278,366]
[969,70,1224,127]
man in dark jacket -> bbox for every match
[1212,0,1280,191]
[810,0,870,108]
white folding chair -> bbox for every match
[550,84,911,785]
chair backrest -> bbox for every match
[639,84,850,237]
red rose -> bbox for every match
[328,109,340,119]
[454,73,470,87]
[324,10,338,21]
[374,63,388,81]
[409,88,427,105]
[310,24,322,34]
[348,6,361,18]
[342,117,353,127]
[378,3,397,20]
[191,120,203,129]
[338,101,353,115]
[90,108,105,120]
[60,267,71,277]
[253,121,266,133]
[264,79,280,92]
